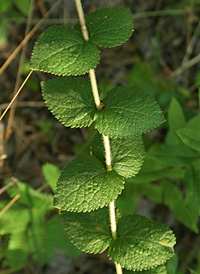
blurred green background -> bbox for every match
[0,0,200,273]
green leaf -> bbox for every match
[116,183,139,215]
[168,98,186,131]
[45,215,81,258]
[108,215,175,271]
[162,180,198,233]
[15,0,30,15]
[94,87,165,137]
[28,210,50,264]
[42,163,61,192]
[0,17,8,46]
[30,26,100,76]
[41,77,96,128]
[184,165,200,216]
[176,128,200,151]
[92,133,145,178]
[61,208,111,254]
[148,144,200,166]
[7,232,29,269]
[128,152,185,184]
[0,0,12,13]
[4,181,53,210]
[123,264,167,273]
[166,253,178,274]
[186,114,200,130]
[0,205,30,235]
[137,183,163,204]
[54,155,124,212]
[198,88,200,110]
[75,7,133,48]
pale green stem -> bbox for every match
[103,135,112,171]
[115,263,123,274]
[74,1,122,273]
[89,69,101,109]
[109,200,117,239]
[74,0,89,41]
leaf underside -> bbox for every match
[41,77,96,128]
[54,156,124,212]
[30,25,100,76]
[94,87,165,137]
[61,208,111,254]
[108,215,175,271]
[92,133,145,178]
[75,7,134,48]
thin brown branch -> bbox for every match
[171,52,200,78]
[0,101,45,111]
[0,0,62,75]
[0,180,17,195]
[5,0,35,146]
[0,70,33,122]
[0,194,20,217]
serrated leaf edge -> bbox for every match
[55,178,125,213]
[112,136,145,178]
[94,119,165,137]
[30,26,100,76]
[53,156,125,213]
[75,7,134,49]
[41,84,95,129]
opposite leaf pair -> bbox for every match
[61,208,175,272]
[41,77,165,137]
[30,5,175,273]
[30,7,134,76]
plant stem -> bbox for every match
[89,69,101,109]
[103,135,112,171]
[74,0,89,41]
[109,200,117,239]
[115,263,123,274]
[74,1,122,273]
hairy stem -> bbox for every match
[74,1,122,273]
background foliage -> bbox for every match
[0,0,200,273]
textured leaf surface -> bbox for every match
[94,87,165,137]
[176,128,200,151]
[41,77,96,128]
[124,265,167,274]
[108,215,175,271]
[30,26,100,76]
[54,156,124,212]
[61,208,111,253]
[75,7,133,48]
[92,133,145,178]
